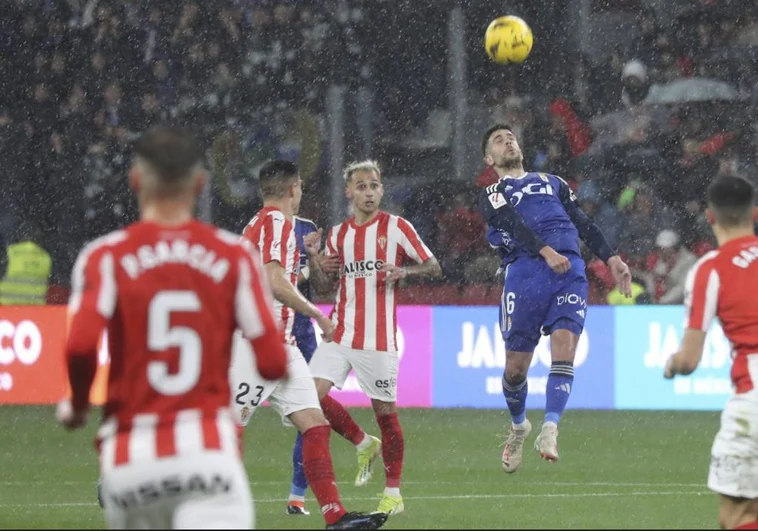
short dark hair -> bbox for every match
[258,160,299,198]
[133,125,203,187]
[707,176,756,227]
[482,124,514,156]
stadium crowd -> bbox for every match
[1,0,757,306]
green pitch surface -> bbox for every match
[0,406,720,529]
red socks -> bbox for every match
[320,394,365,445]
[302,425,346,525]
[376,413,404,489]
[736,522,758,530]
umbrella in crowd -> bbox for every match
[643,77,740,105]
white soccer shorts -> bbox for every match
[309,341,399,402]
[229,334,321,427]
[708,391,758,499]
[100,428,252,529]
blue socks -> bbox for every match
[545,361,574,425]
[290,432,308,498]
[502,376,528,425]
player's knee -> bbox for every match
[290,407,329,433]
[371,399,396,416]
[503,366,528,386]
[550,328,579,362]
[313,378,333,400]
[718,496,757,529]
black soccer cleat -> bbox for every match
[326,511,388,530]
[96,478,104,508]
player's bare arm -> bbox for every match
[264,260,335,341]
[383,256,442,284]
[664,328,707,378]
[478,185,571,274]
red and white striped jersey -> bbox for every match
[65,220,286,468]
[685,235,758,393]
[326,211,433,352]
[242,207,300,345]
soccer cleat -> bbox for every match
[534,423,559,462]
[326,511,388,530]
[286,501,310,515]
[374,493,404,516]
[355,436,382,487]
[501,419,532,473]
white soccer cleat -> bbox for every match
[534,423,559,462]
[501,419,532,473]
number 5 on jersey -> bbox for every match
[147,290,202,396]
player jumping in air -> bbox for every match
[664,176,758,531]
[57,126,289,529]
[477,124,631,472]
[285,215,340,516]
[229,160,387,530]
[309,160,442,517]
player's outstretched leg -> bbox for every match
[287,433,310,515]
[501,351,533,473]
[536,329,577,462]
[292,409,387,530]
[317,381,382,488]
[372,400,405,516]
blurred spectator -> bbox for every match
[621,60,652,109]
[617,185,675,262]
[432,187,485,283]
[577,181,622,249]
[646,229,697,304]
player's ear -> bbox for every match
[483,154,494,167]
[705,208,716,226]
[128,166,141,193]
[193,169,208,196]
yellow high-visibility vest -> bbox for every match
[0,241,51,305]
[607,282,646,306]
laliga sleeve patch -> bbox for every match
[488,191,507,209]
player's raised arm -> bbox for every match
[235,246,288,381]
[555,178,632,296]
[59,242,118,429]
[477,184,571,274]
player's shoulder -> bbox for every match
[294,216,318,231]
[78,229,130,260]
[686,249,721,285]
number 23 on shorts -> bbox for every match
[235,383,264,407]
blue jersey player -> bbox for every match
[477,124,632,473]
[287,215,340,515]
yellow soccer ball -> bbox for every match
[484,15,533,64]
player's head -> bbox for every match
[344,160,383,216]
[258,160,302,214]
[482,124,523,170]
[129,125,206,201]
[706,176,756,231]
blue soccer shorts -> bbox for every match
[499,253,588,353]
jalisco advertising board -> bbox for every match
[614,306,732,411]
[0,305,738,410]
[431,306,616,409]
